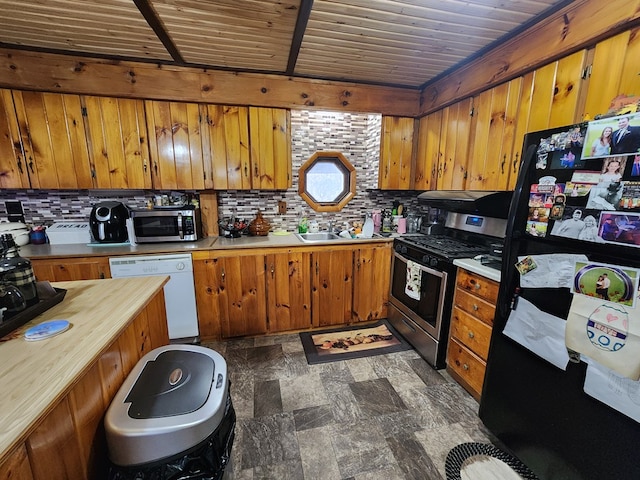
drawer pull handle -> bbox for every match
[463,364,469,370]
[474,283,481,290]
[468,331,475,339]
[473,304,479,311]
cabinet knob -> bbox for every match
[474,283,481,290]
[463,364,469,370]
[473,304,479,311]
[468,331,475,339]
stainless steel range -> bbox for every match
[388,191,511,369]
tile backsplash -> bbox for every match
[0,109,425,232]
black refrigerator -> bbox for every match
[479,115,640,480]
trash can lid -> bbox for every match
[125,350,214,418]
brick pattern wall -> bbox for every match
[0,110,424,232]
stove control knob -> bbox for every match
[422,254,430,264]
[430,257,439,267]
[396,244,408,254]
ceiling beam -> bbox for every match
[0,47,420,116]
[133,0,185,64]
[286,0,314,76]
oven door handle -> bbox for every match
[393,251,446,279]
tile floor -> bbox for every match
[203,332,496,480]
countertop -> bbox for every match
[453,258,501,282]
[0,276,168,464]
[20,232,395,259]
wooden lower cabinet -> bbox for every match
[193,242,391,340]
[266,251,312,332]
[446,268,499,401]
[31,256,111,281]
[2,289,168,480]
[352,244,391,322]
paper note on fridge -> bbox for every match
[503,297,570,370]
[517,254,588,288]
[583,359,640,423]
[566,295,640,380]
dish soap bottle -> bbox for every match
[0,233,38,307]
[298,210,308,233]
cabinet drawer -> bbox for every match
[456,268,499,303]
[446,337,486,399]
[453,287,496,326]
[450,306,492,359]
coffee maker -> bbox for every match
[89,201,129,243]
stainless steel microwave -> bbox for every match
[130,207,202,243]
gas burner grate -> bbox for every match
[397,234,490,260]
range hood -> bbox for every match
[417,190,513,219]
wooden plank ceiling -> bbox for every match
[0,0,569,89]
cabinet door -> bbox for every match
[0,89,30,188]
[527,50,587,133]
[466,80,522,190]
[266,251,311,332]
[583,28,640,120]
[204,104,251,190]
[413,110,442,191]
[12,90,93,189]
[509,72,535,190]
[379,116,415,190]
[83,96,151,189]
[31,257,111,281]
[249,107,291,190]
[145,100,207,190]
[352,244,391,322]
[312,248,353,327]
[438,98,472,190]
[0,444,33,480]
[210,254,267,338]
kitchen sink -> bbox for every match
[295,232,342,242]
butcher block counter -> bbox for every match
[0,276,170,480]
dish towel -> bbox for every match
[405,260,422,300]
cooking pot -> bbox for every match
[0,222,30,246]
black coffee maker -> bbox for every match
[89,201,129,243]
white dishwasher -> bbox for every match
[109,253,199,342]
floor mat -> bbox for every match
[299,319,412,365]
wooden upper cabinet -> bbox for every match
[12,90,93,189]
[203,104,251,190]
[438,98,473,190]
[413,110,442,191]
[83,96,151,189]
[145,100,207,190]
[249,107,291,190]
[379,116,415,190]
[466,80,522,191]
[583,28,640,120]
[0,89,30,188]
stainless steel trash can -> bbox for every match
[105,344,235,480]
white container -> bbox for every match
[0,222,30,246]
[47,222,91,245]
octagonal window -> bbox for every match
[298,151,356,212]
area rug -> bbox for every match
[299,320,412,365]
[445,443,539,480]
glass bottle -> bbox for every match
[0,234,38,307]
